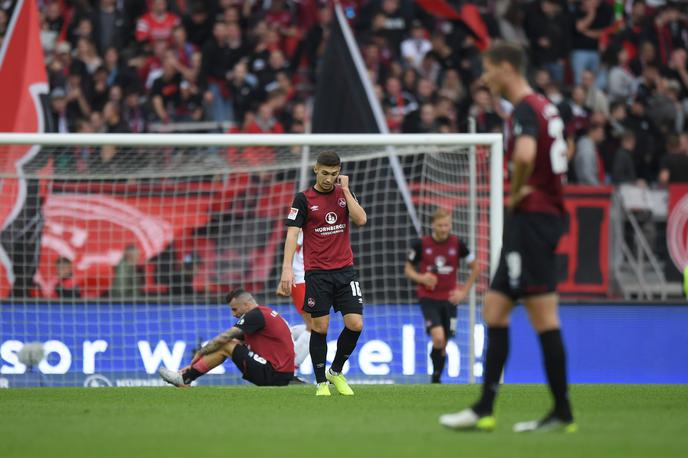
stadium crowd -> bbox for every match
[0,0,686,185]
[1,0,688,299]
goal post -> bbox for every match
[0,133,502,387]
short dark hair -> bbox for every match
[316,151,341,167]
[484,42,527,75]
[226,288,246,303]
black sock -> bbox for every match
[539,329,573,420]
[473,326,509,416]
[331,327,361,373]
[182,368,202,385]
[310,330,328,383]
[430,347,445,383]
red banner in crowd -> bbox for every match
[415,0,490,50]
[34,193,213,298]
[556,186,613,297]
[0,0,49,298]
[667,184,688,273]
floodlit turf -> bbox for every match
[1,385,687,458]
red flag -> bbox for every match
[0,0,49,297]
[416,0,491,51]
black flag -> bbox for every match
[312,7,379,134]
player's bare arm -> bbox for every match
[337,175,367,226]
[449,259,480,305]
[196,327,243,358]
[508,135,537,210]
[278,226,300,296]
[404,261,438,290]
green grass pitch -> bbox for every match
[2,384,686,458]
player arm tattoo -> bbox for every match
[198,327,244,356]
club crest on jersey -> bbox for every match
[325,212,337,224]
[338,198,347,208]
[287,207,298,220]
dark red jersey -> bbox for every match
[506,93,567,215]
[235,305,295,373]
[285,186,354,271]
[407,235,473,300]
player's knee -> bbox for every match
[344,315,363,332]
[431,336,446,349]
[222,339,241,356]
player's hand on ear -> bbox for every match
[336,175,349,190]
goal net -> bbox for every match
[0,133,502,388]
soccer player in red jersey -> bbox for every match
[405,208,479,383]
[278,151,367,396]
[440,43,576,433]
[158,289,295,387]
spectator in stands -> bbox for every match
[111,244,142,299]
[55,257,81,299]
[151,53,182,123]
[50,87,71,133]
[497,0,529,50]
[469,85,503,134]
[524,0,571,85]
[174,80,204,122]
[630,41,658,77]
[626,95,661,182]
[612,130,639,185]
[383,76,418,119]
[401,20,431,71]
[403,102,437,134]
[571,0,614,85]
[648,77,683,134]
[201,21,237,124]
[244,102,284,136]
[582,69,610,117]
[227,60,257,125]
[64,70,92,124]
[574,122,606,185]
[92,0,126,55]
[136,0,180,44]
[182,2,213,48]
[299,5,331,83]
[371,0,409,56]
[103,100,129,133]
[123,84,147,133]
[607,45,636,104]
[90,66,111,113]
[658,133,688,185]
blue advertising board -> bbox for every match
[1,303,686,387]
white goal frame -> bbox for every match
[0,132,503,384]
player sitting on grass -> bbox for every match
[159,289,295,387]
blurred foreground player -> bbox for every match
[440,43,576,433]
[159,289,294,387]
